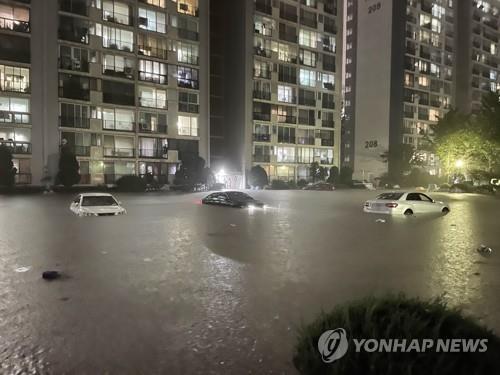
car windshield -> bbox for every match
[376,192,404,200]
[81,196,118,206]
[227,192,254,201]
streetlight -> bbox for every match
[455,159,464,169]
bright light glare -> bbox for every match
[455,159,464,168]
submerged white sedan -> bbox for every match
[364,192,450,216]
[70,193,126,216]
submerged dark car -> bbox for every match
[202,191,265,208]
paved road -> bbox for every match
[0,190,499,374]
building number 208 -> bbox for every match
[365,140,378,149]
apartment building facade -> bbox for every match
[1,0,208,186]
[209,0,343,184]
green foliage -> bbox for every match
[57,145,80,188]
[429,108,470,144]
[293,294,500,375]
[0,144,16,187]
[116,175,147,192]
[327,166,339,184]
[381,144,424,182]
[435,129,499,175]
[476,91,500,142]
[297,179,308,188]
[310,162,328,182]
[270,179,289,190]
[248,165,268,188]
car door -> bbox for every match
[405,193,425,213]
[418,193,437,212]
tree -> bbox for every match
[380,144,424,182]
[309,162,327,182]
[57,144,81,188]
[327,166,339,184]
[0,144,16,188]
[174,155,206,186]
[248,165,268,188]
[435,129,498,176]
[429,108,470,144]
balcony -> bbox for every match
[104,67,135,80]
[103,11,133,27]
[0,140,31,154]
[103,39,134,53]
[138,123,167,134]
[299,98,316,107]
[279,32,297,43]
[253,133,271,142]
[254,46,272,58]
[178,103,199,113]
[0,16,30,33]
[59,116,90,129]
[137,45,168,60]
[253,154,271,163]
[71,145,91,156]
[103,120,135,132]
[321,139,334,147]
[253,112,271,121]
[253,90,271,100]
[322,119,334,128]
[15,173,31,184]
[254,70,271,80]
[177,28,199,41]
[255,1,272,15]
[139,97,167,109]
[139,149,167,159]
[296,137,314,145]
[59,57,89,73]
[103,147,135,158]
[0,111,30,124]
[320,158,333,165]
[280,10,298,23]
[177,79,199,90]
[301,15,317,29]
[59,0,88,16]
[277,115,297,124]
[59,87,90,101]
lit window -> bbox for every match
[177,115,198,136]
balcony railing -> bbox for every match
[280,10,298,23]
[59,87,90,101]
[177,28,199,41]
[104,147,135,158]
[139,72,167,84]
[139,148,168,158]
[277,115,297,124]
[253,154,271,163]
[322,120,334,128]
[103,120,135,132]
[0,140,31,154]
[103,10,133,27]
[104,67,135,80]
[320,158,334,165]
[321,139,334,147]
[139,97,167,109]
[297,137,314,145]
[177,79,199,90]
[0,111,30,124]
[137,44,168,60]
[0,16,30,33]
[253,90,271,100]
[178,103,199,113]
[138,123,167,134]
[299,117,315,126]
[253,133,271,142]
[59,116,90,129]
[71,145,91,156]
[255,2,272,15]
[299,98,316,106]
[254,46,272,58]
[278,137,296,144]
[15,173,31,185]
[59,57,89,72]
[253,112,271,121]
[103,39,134,53]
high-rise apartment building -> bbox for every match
[456,0,500,114]
[210,0,343,184]
[1,0,209,186]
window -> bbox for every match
[141,0,165,8]
[0,4,30,32]
[102,80,134,106]
[102,1,131,25]
[254,60,272,79]
[0,64,30,93]
[321,73,335,90]
[177,66,199,89]
[58,15,89,44]
[299,29,318,48]
[277,43,298,63]
[177,115,198,136]
[276,105,296,123]
[172,15,199,41]
[139,59,167,84]
[60,102,89,128]
[102,25,133,51]
[0,97,29,124]
[178,91,199,113]
[138,8,166,33]
[276,146,295,163]
[103,54,134,79]
[253,102,271,121]
[253,80,271,100]
[177,42,199,65]
[59,45,90,72]
[137,34,168,59]
[102,108,135,131]
[178,0,198,16]
[278,64,297,83]
[139,86,167,109]
[254,15,275,36]
[298,89,316,106]
[138,111,167,133]
[297,147,314,163]
[278,85,295,103]
[299,68,316,87]
[277,126,295,144]
[300,49,317,67]
[59,73,90,101]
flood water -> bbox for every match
[1,190,499,374]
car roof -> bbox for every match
[79,193,115,197]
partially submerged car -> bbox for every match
[303,182,335,191]
[364,192,450,216]
[202,191,265,208]
[70,193,126,216]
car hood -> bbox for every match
[80,206,125,214]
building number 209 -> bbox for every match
[365,140,378,149]
[368,2,381,14]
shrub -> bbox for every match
[327,166,340,184]
[339,167,353,186]
[287,180,297,189]
[293,294,500,375]
[297,179,308,188]
[0,144,16,188]
[116,175,146,192]
[249,165,269,188]
[270,180,289,190]
[57,145,80,188]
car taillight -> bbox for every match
[385,203,398,208]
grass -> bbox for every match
[293,294,500,375]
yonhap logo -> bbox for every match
[318,328,349,363]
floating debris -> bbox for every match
[476,245,493,257]
[15,266,31,273]
[42,271,61,280]
[375,219,386,223]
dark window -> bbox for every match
[102,80,135,106]
[58,73,90,101]
[377,193,404,200]
[58,15,89,44]
[406,193,421,201]
[0,34,30,63]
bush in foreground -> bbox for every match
[116,175,146,192]
[293,294,500,375]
